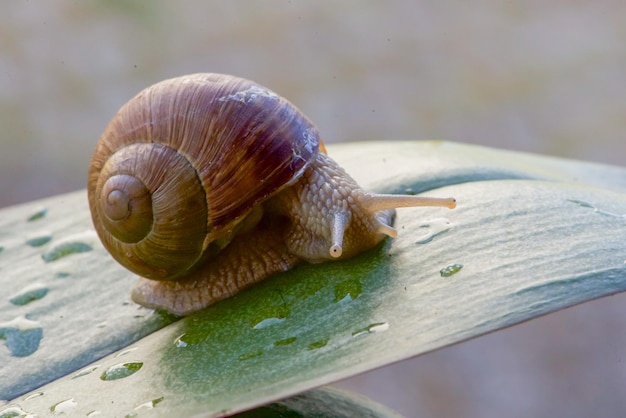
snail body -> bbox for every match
[88,73,455,316]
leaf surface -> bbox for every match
[1,141,625,416]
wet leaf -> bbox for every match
[1,141,625,416]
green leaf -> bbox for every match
[234,387,403,418]
[1,141,626,416]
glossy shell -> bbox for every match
[88,73,320,281]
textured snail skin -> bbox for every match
[131,153,394,315]
[89,73,455,316]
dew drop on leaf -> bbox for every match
[100,362,143,381]
[9,284,49,306]
[26,208,47,222]
[50,398,77,414]
[440,263,464,277]
[25,235,52,247]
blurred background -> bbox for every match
[1,1,625,416]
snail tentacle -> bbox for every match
[375,222,398,238]
[330,212,347,258]
[360,194,457,212]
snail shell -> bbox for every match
[88,73,319,281]
[88,73,456,315]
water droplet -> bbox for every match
[27,208,47,222]
[41,241,93,262]
[86,411,102,417]
[41,231,97,262]
[0,404,35,418]
[414,218,452,244]
[250,303,291,329]
[239,349,263,361]
[567,199,595,208]
[440,263,464,277]
[72,365,100,379]
[0,316,43,357]
[334,279,362,303]
[22,392,44,401]
[174,334,188,348]
[274,337,297,347]
[352,322,389,338]
[173,329,207,348]
[134,397,164,411]
[115,347,138,357]
[252,317,285,329]
[307,339,329,350]
[100,362,143,381]
[50,398,77,415]
[25,235,52,247]
[0,246,4,254]
[568,198,626,219]
[9,284,49,306]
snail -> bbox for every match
[87,73,456,316]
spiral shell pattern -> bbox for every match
[88,73,320,280]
